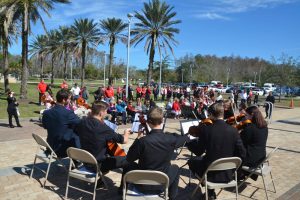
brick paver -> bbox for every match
[0,107,300,199]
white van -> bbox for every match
[263,83,276,93]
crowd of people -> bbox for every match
[5,79,273,199]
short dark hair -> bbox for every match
[147,106,163,126]
[91,101,108,116]
[56,89,71,103]
[208,102,224,120]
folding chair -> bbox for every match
[65,147,108,200]
[123,170,169,200]
[191,157,242,200]
[238,147,278,200]
[30,133,66,188]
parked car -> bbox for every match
[252,88,264,96]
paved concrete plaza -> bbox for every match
[0,106,300,200]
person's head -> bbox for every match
[245,106,267,128]
[269,91,272,96]
[74,83,78,87]
[208,102,224,120]
[223,99,232,110]
[147,106,163,127]
[41,79,44,83]
[239,103,247,114]
[91,100,109,117]
[56,89,71,105]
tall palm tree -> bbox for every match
[29,34,47,80]
[56,25,71,79]
[99,17,127,85]
[70,18,100,87]
[0,2,18,92]
[132,0,181,85]
[2,0,70,99]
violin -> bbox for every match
[107,141,126,157]
[188,118,213,137]
[41,94,56,105]
[77,97,91,109]
[234,119,252,130]
[226,113,246,125]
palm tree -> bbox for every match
[99,17,127,85]
[2,0,70,99]
[132,0,181,85]
[0,2,18,92]
[56,26,71,79]
[70,18,100,87]
[45,29,60,84]
[29,34,48,80]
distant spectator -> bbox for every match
[105,85,115,103]
[46,84,53,97]
[7,90,22,128]
[60,80,68,90]
[117,86,122,101]
[265,91,275,119]
[172,98,181,119]
[94,86,104,101]
[153,86,159,101]
[81,86,89,103]
[70,83,81,100]
[116,99,127,125]
[37,79,47,106]
[136,85,142,100]
[142,99,151,114]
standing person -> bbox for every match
[265,91,275,119]
[70,83,81,101]
[74,101,130,174]
[240,106,268,168]
[42,89,80,158]
[7,90,22,128]
[60,80,69,90]
[104,85,114,103]
[153,86,159,101]
[81,86,89,103]
[37,79,47,106]
[128,84,134,101]
[234,90,239,110]
[117,86,122,101]
[46,84,53,97]
[136,85,142,100]
[145,86,152,100]
[240,90,247,105]
[161,86,167,102]
[187,102,245,199]
[121,106,189,199]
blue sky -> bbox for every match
[9,0,300,69]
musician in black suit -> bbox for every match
[6,90,22,128]
[74,101,130,173]
[240,106,268,168]
[121,106,189,199]
[42,89,80,157]
[265,91,275,118]
[187,102,246,198]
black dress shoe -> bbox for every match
[9,125,15,128]
[17,125,23,127]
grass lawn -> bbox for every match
[0,82,299,119]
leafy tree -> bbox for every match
[70,18,100,87]
[99,17,127,85]
[132,0,181,85]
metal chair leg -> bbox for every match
[43,157,52,188]
[261,174,269,200]
[30,156,37,178]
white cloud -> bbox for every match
[191,0,299,20]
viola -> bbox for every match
[107,141,126,157]
[188,118,213,137]
[234,119,252,130]
[226,114,246,125]
[77,97,91,109]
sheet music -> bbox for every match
[180,120,200,139]
[104,120,118,132]
[131,113,164,133]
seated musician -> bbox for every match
[126,100,137,123]
[42,89,80,158]
[74,101,130,173]
[121,106,189,199]
[187,102,246,199]
[240,106,268,168]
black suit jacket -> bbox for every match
[42,104,80,156]
[240,123,268,167]
[126,129,189,174]
[191,120,246,182]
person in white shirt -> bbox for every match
[70,83,81,100]
[240,90,247,104]
[216,92,223,102]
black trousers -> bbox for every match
[121,163,179,199]
[8,111,20,126]
[100,156,129,172]
[39,92,43,105]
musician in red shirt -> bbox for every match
[136,86,142,100]
[172,98,181,119]
[60,80,69,90]
[37,79,47,106]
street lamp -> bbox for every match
[226,68,230,87]
[103,52,106,86]
[126,13,133,99]
[159,47,163,97]
[70,55,74,85]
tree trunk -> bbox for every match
[63,47,68,79]
[108,37,115,86]
[20,3,29,99]
[80,41,86,88]
[147,34,156,85]
[40,56,43,81]
[51,56,55,84]
[2,33,9,92]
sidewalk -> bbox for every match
[0,107,300,199]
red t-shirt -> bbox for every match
[136,87,142,94]
[105,88,114,98]
[61,83,68,89]
[38,82,47,93]
[172,102,181,111]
